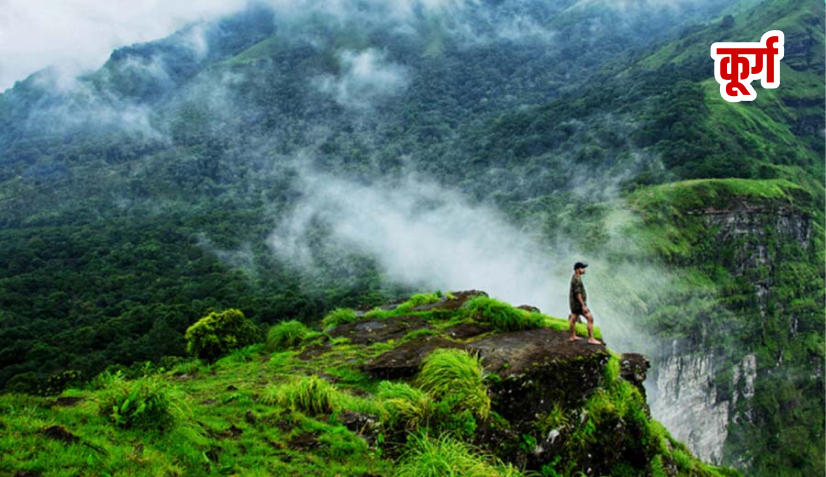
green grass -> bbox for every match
[377,381,435,430]
[267,320,310,352]
[97,371,182,431]
[394,433,523,477]
[631,178,805,213]
[462,296,543,331]
[272,375,342,416]
[321,308,360,329]
[417,349,490,421]
[394,293,442,313]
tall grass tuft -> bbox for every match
[98,371,182,431]
[273,375,341,415]
[266,320,310,351]
[462,296,542,331]
[417,349,490,421]
[377,381,435,430]
[394,433,523,477]
[322,308,359,329]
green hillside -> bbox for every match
[0,293,740,477]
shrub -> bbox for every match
[185,309,260,362]
[394,433,523,477]
[266,320,310,351]
[322,308,359,329]
[417,349,490,421]
[98,371,178,431]
[274,375,341,415]
[462,296,542,331]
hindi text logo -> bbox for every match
[710,30,784,102]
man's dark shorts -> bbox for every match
[570,304,585,316]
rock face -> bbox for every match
[469,329,611,425]
[649,345,729,464]
[649,345,759,466]
[649,196,817,470]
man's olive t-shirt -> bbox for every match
[569,274,587,312]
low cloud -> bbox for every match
[23,65,167,141]
[312,49,411,111]
[267,165,667,354]
[0,0,245,91]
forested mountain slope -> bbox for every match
[0,1,821,475]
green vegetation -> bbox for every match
[417,349,490,421]
[0,0,820,475]
[321,308,360,329]
[462,296,543,331]
[394,293,442,313]
[378,381,435,430]
[0,294,739,476]
[184,309,261,362]
[272,374,342,415]
[266,320,310,352]
[97,370,180,431]
[395,433,522,477]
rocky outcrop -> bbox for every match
[620,353,650,398]
[363,328,612,421]
[361,324,662,475]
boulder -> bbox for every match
[471,328,610,426]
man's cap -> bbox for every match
[574,261,588,270]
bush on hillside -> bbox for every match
[266,320,310,351]
[185,308,260,362]
[98,371,178,431]
[377,381,435,430]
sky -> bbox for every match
[0,0,246,92]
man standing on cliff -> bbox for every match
[569,261,601,345]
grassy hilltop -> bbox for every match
[0,292,739,477]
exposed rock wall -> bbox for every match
[649,197,816,469]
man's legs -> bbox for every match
[583,311,601,345]
[568,313,582,341]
